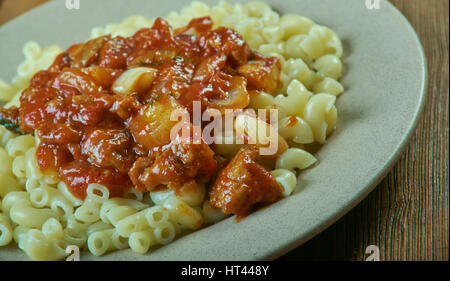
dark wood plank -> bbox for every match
[0,0,448,261]
[0,0,49,25]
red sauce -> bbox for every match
[3,17,282,205]
[286,116,298,127]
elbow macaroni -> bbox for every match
[10,201,58,228]
[202,200,228,224]
[116,208,151,237]
[41,218,64,241]
[153,221,177,245]
[22,229,68,261]
[162,197,203,230]
[145,205,170,227]
[303,93,337,143]
[276,148,317,171]
[129,229,157,253]
[0,213,13,246]
[270,169,297,197]
[87,228,115,256]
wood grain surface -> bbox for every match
[0,0,448,261]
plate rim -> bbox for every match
[266,0,428,259]
[0,0,428,261]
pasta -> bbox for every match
[274,79,312,117]
[74,201,101,223]
[86,221,113,237]
[302,93,337,143]
[41,218,64,241]
[66,214,90,232]
[62,227,87,248]
[145,205,170,227]
[0,173,23,198]
[129,229,156,254]
[162,197,203,230]
[12,225,30,249]
[312,77,344,96]
[149,189,175,206]
[0,80,15,102]
[153,221,176,245]
[115,209,151,237]
[270,169,297,197]
[174,184,206,207]
[87,228,115,256]
[313,54,343,80]
[111,230,129,250]
[202,200,229,224]
[106,206,138,226]
[86,184,110,203]
[0,0,346,260]
[2,191,30,213]
[278,116,314,144]
[12,156,26,179]
[99,198,148,224]
[276,148,317,171]
[29,188,51,208]
[0,147,13,175]
[0,125,16,146]
[25,148,43,183]
[21,229,67,261]
[29,186,74,219]
[9,201,58,228]
[58,182,83,207]
[0,213,13,246]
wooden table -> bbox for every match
[0,0,448,261]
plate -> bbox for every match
[0,0,426,260]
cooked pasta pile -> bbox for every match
[0,1,344,260]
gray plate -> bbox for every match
[0,0,426,260]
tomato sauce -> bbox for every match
[1,16,282,206]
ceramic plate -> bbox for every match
[0,0,426,260]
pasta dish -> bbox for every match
[0,1,344,260]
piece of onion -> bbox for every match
[207,76,250,111]
[112,67,158,96]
